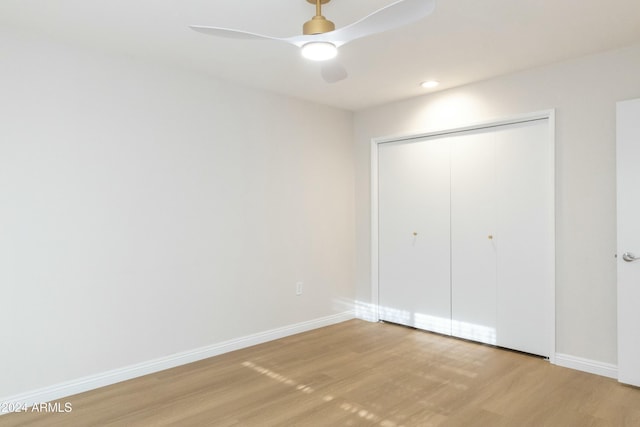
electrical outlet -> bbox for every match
[296,281,303,296]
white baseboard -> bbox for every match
[354,300,379,322]
[0,311,355,414]
[554,353,618,379]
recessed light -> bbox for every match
[421,80,440,89]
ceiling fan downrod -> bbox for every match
[303,0,335,35]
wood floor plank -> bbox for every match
[2,319,639,426]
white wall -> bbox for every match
[354,43,640,365]
[0,30,355,398]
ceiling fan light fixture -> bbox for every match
[301,41,338,61]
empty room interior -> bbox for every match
[2,0,640,425]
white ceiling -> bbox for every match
[2,0,640,111]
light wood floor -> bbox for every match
[2,319,639,426]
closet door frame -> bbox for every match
[370,109,556,364]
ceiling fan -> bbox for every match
[190,0,436,83]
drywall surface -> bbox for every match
[0,30,355,397]
[354,43,640,365]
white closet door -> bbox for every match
[450,130,498,344]
[617,98,640,386]
[378,138,451,334]
[494,119,553,357]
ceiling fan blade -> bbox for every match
[323,0,436,47]
[321,61,348,83]
[189,25,289,43]
[190,25,320,49]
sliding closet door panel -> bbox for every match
[495,120,552,357]
[378,138,451,335]
[450,131,497,344]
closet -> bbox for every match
[376,116,554,358]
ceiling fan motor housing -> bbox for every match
[303,15,335,35]
[303,0,335,35]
